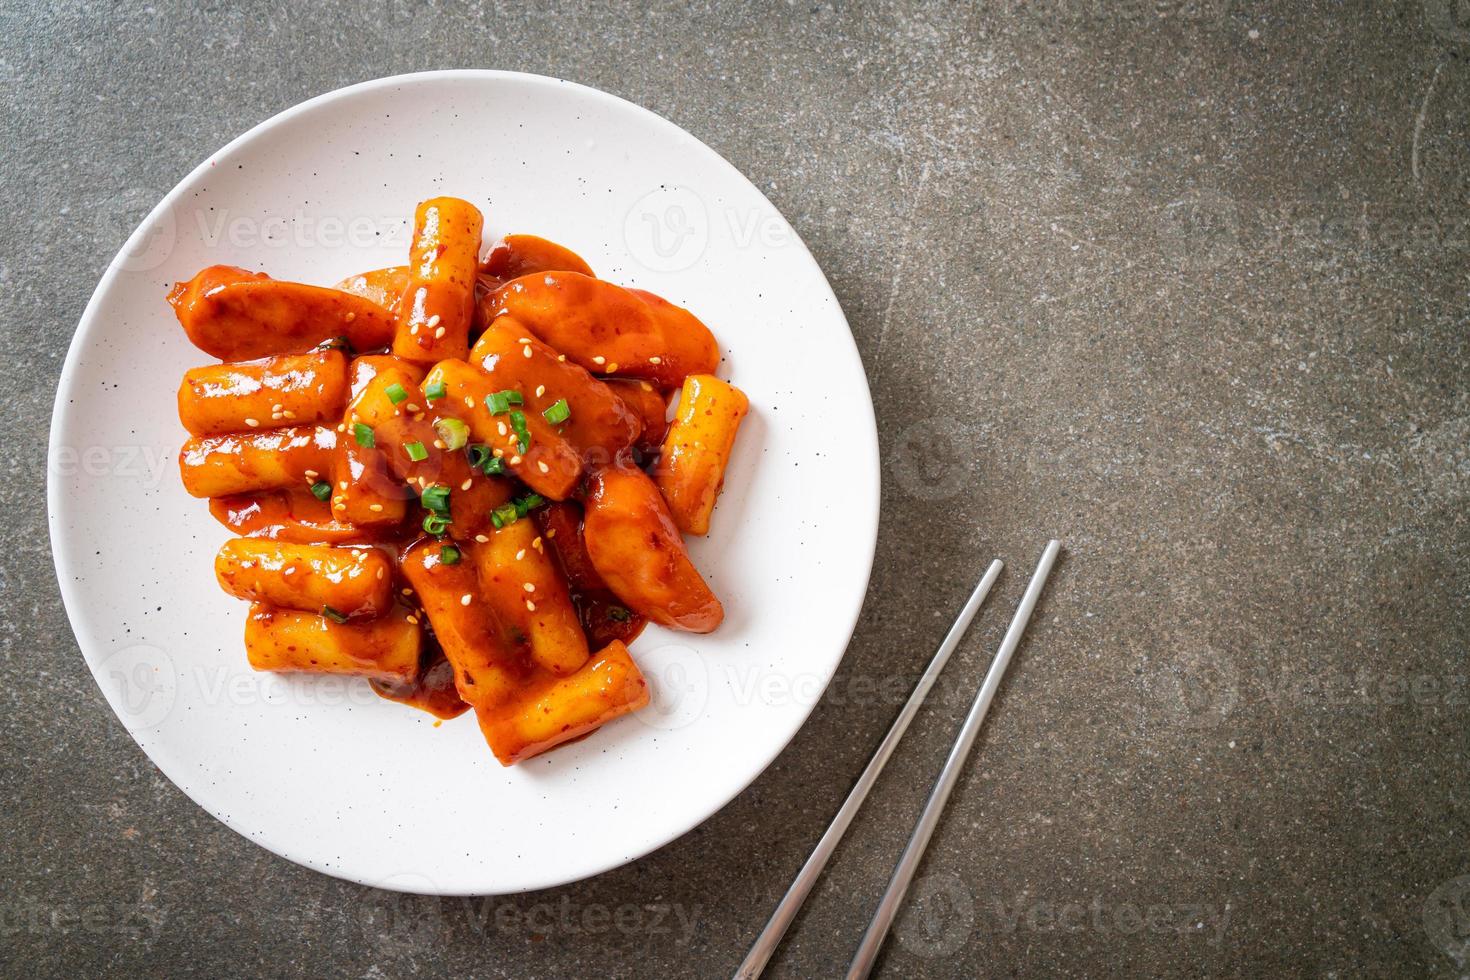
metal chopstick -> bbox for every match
[847,539,1062,980]
[734,559,1005,980]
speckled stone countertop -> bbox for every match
[3,2,1467,976]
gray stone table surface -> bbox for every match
[2,1,1467,977]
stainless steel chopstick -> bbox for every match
[734,559,1005,980]
[847,539,1062,980]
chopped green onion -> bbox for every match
[542,398,571,425]
[435,417,469,451]
[440,544,461,566]
[309,480,332,502]
[385,382,409,405]
[482,455,507,476]
[321,605,349,624]
[606,605,631,623]
[513,493,546,518]
[421,484,451,514]
[508,410,532,452]
[404,441,428,462]
[424,380,447,401]
[490,503,520,529]
[467,444,490,469]
[484,389,524,414]
[353,423,375,448]
[422,512,450,536]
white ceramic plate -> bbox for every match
[48,71,878,895]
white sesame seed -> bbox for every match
[460,479,472,491]
[544,529,556,539]
[537,460,550,473]
[509,455,522,466]
[522,346,532,359]
[282,410,296,420]
[460,593,472,606]
[557,354,566,362]
[518,337,532,344]
[401,588,412,596]
[245,418,259,427]
[639,381,653,391]
[304,470,319,479]
[474,534,489,543]
[532,536,544,550]
[464,396,474,408]
[283,567,295,575]
[410,324,419,335]
[376,568,385,580]
[434,326,445,339]
[525,600,536,612]
[345,312,356,323]
[339,481,348,490]
[405,615,418,625]
[433,439,445,450]
[515,549,525,560]
[535,385,545,397]
[406,403,420,413]
[523,583,535,593]
[492,447,504,458]
[427,314,441,328]
[497,421,507,436]
[649,356,662,365]
[607,363,618,373]
[592,355,605,365]
[369,503,384,512]
[337,423,346,432]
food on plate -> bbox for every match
[392,197,483,365]
[169,196,747,764]
[654,374,750,535]
[168,265,395,359]
[480,271,720,387]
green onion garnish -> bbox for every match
[490,503,519,529]
[309,480,332,502]
[434,417,469,451]
[508,410,532,452]
[542,398,571,425]
[385,382,409,405]
[404,441,428,462]
[513,493,546,518]
[440,544,461,566]
[353,422,375,448]
[421,484,451,514]
[422,513,450,536]
[483,455,507,476]
[484,389,524,415]
[467,444,490,469]
[424,380,447,401]
[321,605,349,624]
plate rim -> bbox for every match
[47,68,880,895]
